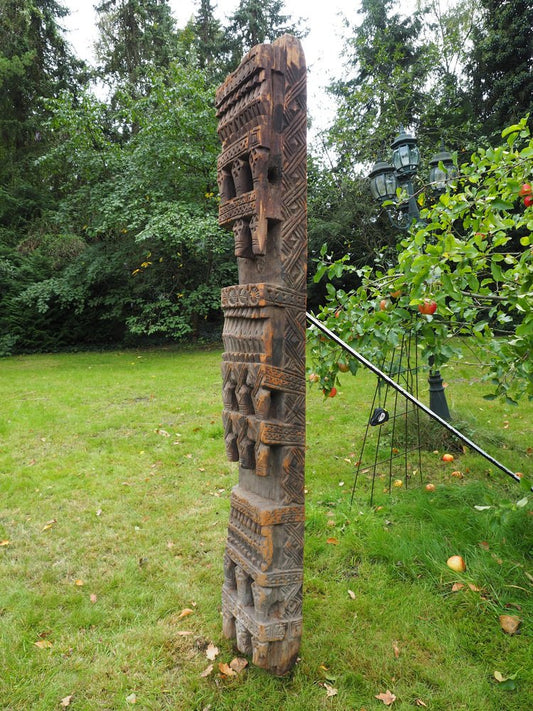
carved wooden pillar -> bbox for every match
[215,36,307,676]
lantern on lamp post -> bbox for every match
[429,141,459,193]
[369,127,457,229]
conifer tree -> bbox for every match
[0,0,86,230]
[468,0,533,137]
[95,0,178,96]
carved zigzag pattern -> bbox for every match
[282,309,306,370]
[281,447,305,505]
[281,584,303,618]
[282,522,304,568]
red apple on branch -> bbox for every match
[418,299,437,315]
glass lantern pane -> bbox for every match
[430,165,447,190]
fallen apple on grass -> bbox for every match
[447,555,466,572]
[442,453,454,462]
[425,483,436,492]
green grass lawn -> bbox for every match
[0,345,531,710]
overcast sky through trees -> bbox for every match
[62,0,360,138]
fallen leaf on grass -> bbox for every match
[451,582,481,593]
[494,671,517,690]
[415,699,428,707]
[392,642,400,659]
[206,643,219,661]
[125,692,137,704]
[323,682,338,697]
[60,695,73,707]
[218,662,236,678]
[34,640,53,649]
[41,519,57,531]
[347,589,356,599]
[218,658,248,678]
[375,690,396,705]
[178,608,194,620]
[200,664,214,678]
[326,537,339,545]
[499,615,521,635]
[177,630,193,637]
[229,657,248,674]
[0,540,10,546]
[74,579,84,587]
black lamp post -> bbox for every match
[369,128,457,230]
[369,128,458,421]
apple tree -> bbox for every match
[309,117,533,403]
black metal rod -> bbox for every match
[306,311,527,486]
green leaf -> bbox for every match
[491,198,514,211]
[502,123,524,137]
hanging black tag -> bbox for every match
[369,407,389,426]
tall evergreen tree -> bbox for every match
[95,0,178,96]
[0,0,86,231]
[468,0,533,137]
[191,0,229,78]
[226,0,306,69]
[326,0,433,168]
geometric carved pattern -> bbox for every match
[216,35,307,675]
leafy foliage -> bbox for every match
[12,59,235,346]
[310,118,533,402]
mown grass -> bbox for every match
[0,345,531,710]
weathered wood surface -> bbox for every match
[215,35,307,676]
